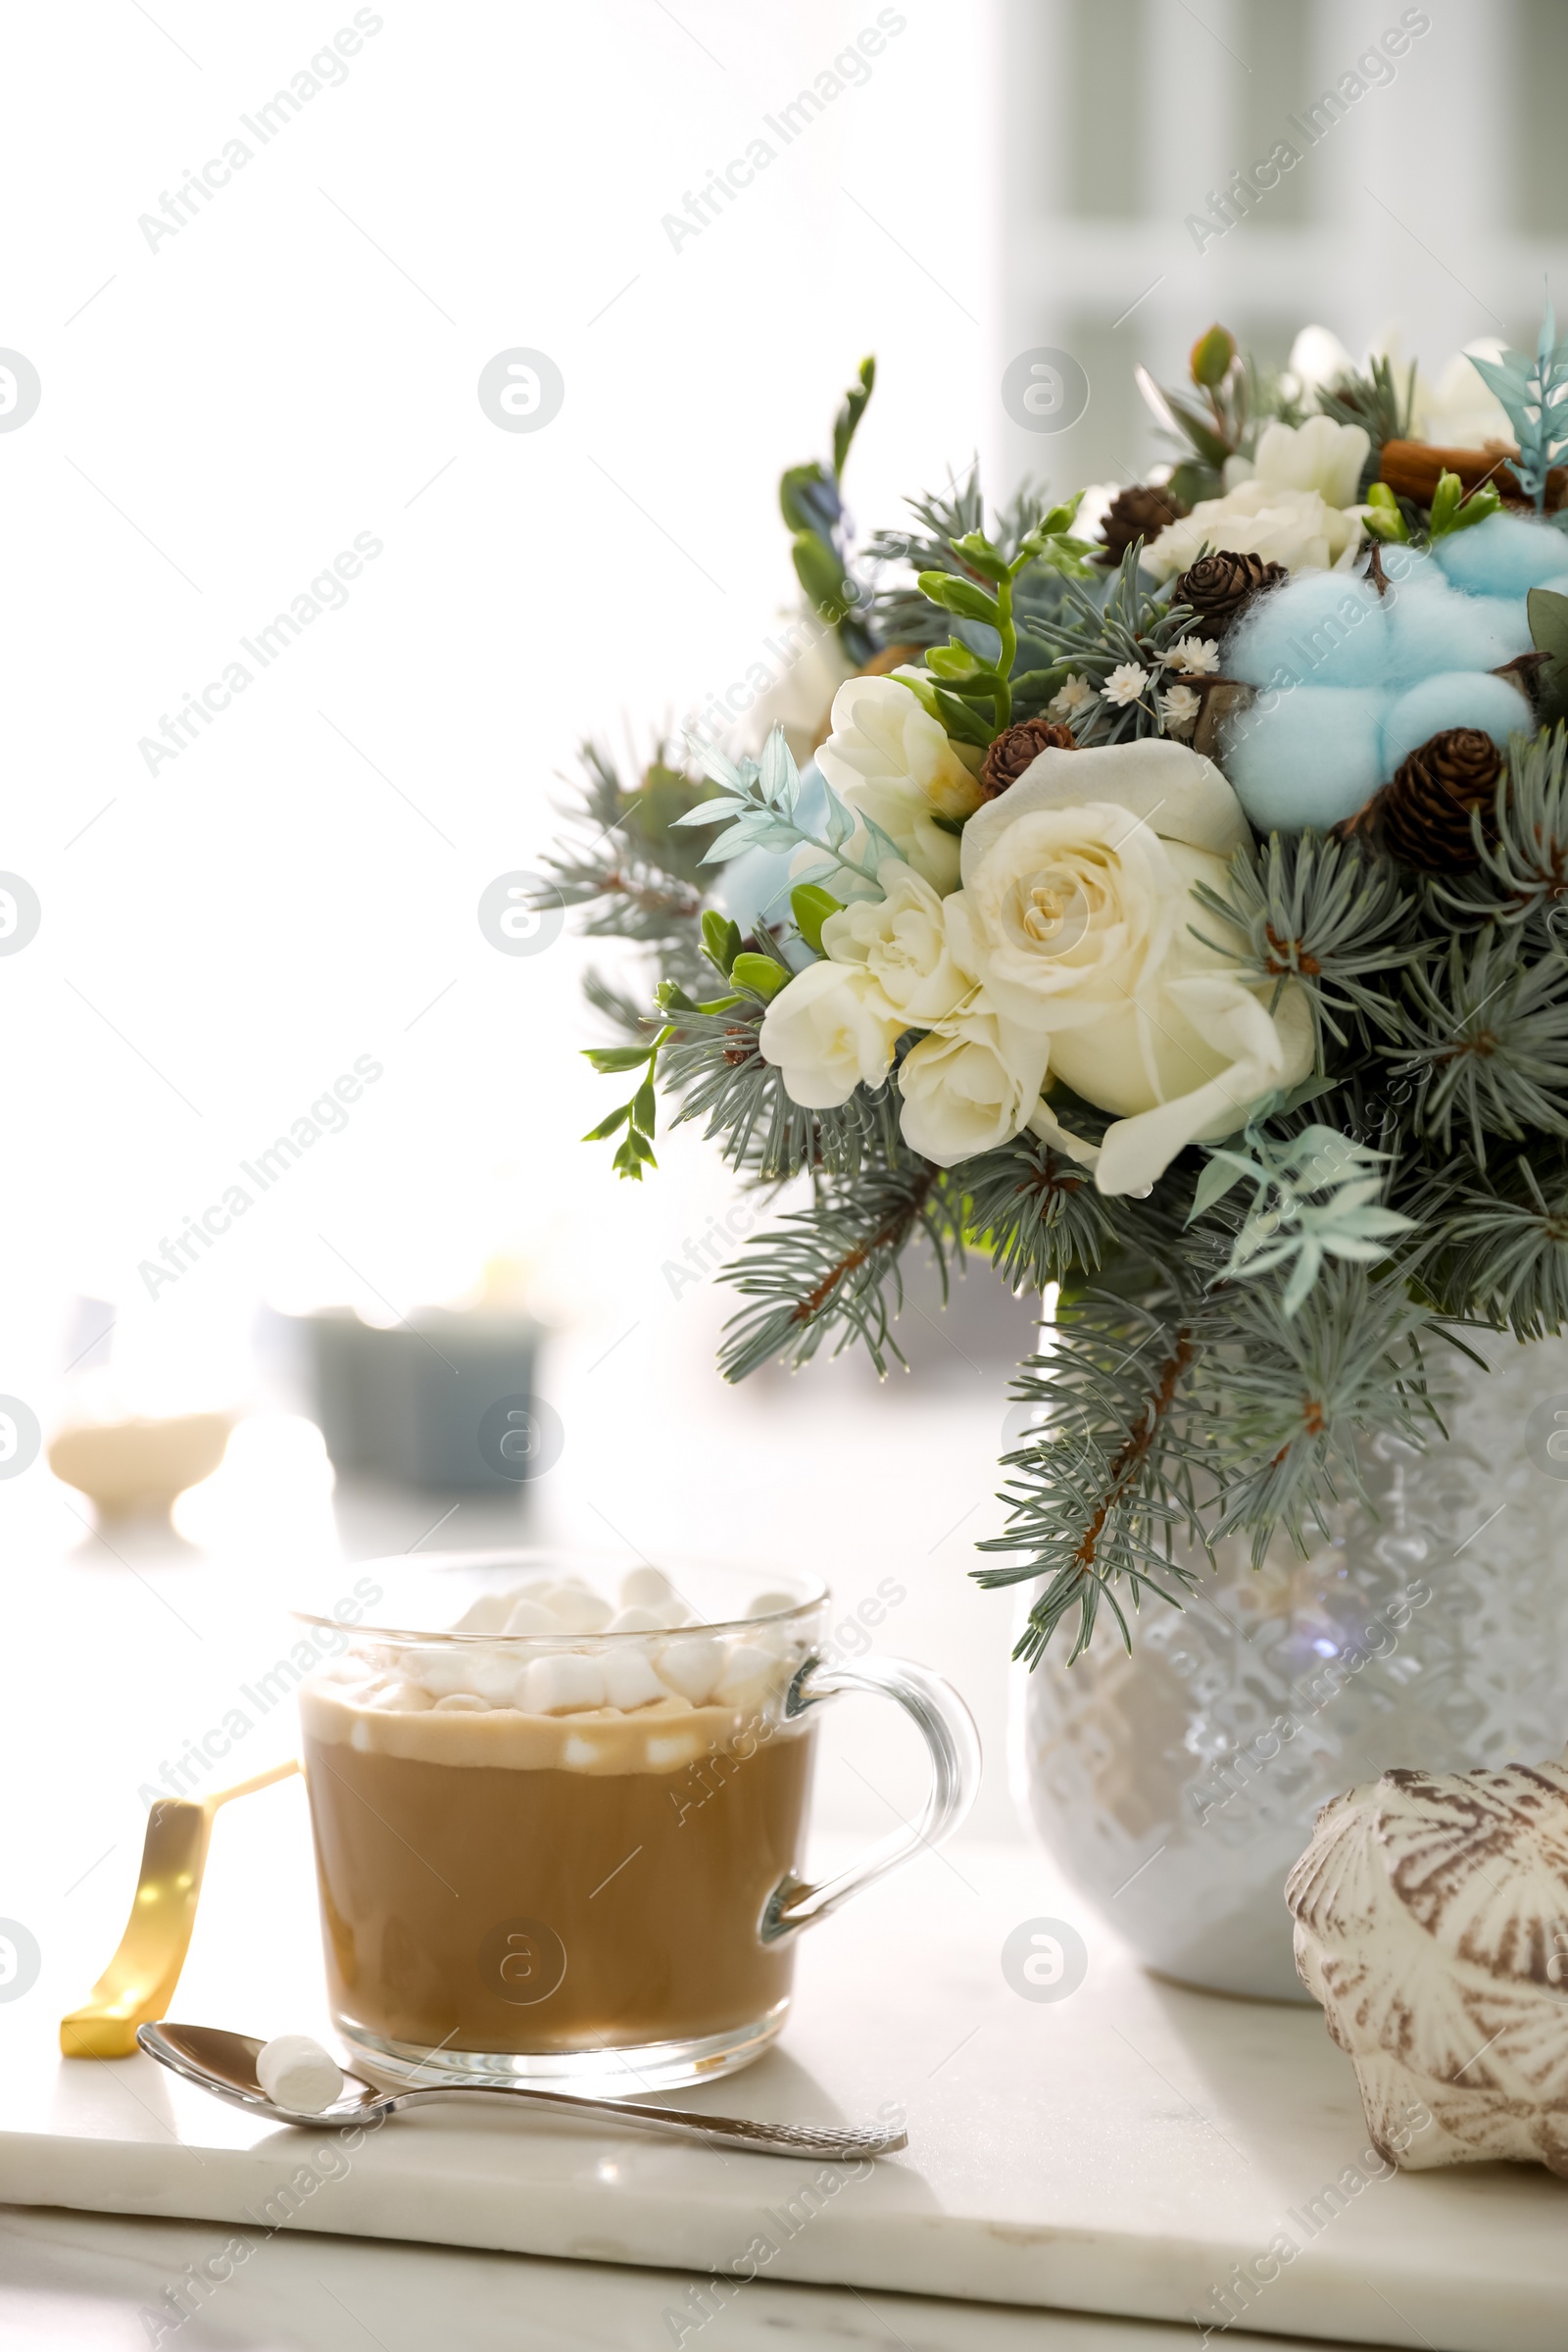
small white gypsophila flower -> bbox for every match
[1159,683,1201,735]
[1048,672,1095,720]
[1167,635,1221,676]
[1102,662,1151,709]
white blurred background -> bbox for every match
[3,0,1565,2007]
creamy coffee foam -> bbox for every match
[301,1566,809,1774]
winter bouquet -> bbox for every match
[543,308,1568,1664]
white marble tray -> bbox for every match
[3,1775,1563,2351]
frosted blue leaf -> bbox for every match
[672,796,747,829]
[1187,1151,1256,1221]
[758,725,799,816]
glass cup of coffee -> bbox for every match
[295,1551,979,2092]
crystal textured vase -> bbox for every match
[1013,1332,1568,2000]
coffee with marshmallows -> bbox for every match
[299,1562,817,2090]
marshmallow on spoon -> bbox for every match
[256,2035,343,2114]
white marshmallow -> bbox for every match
[608,1605,662,1634]
[466,1649,524,1705]
[659,1635,723,1706]
[503,1596,558,1636]
[713,1642,779,1708]
[747,1590,796,1620]
[454,1592,510,1634]
[543,1585,613,1634]
[407,1645,470,1698]
[620,1566,676,1611]
[602,1646,666,1711]
[433,1691,490,1712]
[646,1732,703,1767]
[519,1653,607,1714]
[368,1679,434,1713]
[256,2034,342,2114]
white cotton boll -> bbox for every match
[620,1566,676,1611]
[659,1635,723,1705]
[519,1653,607,1714]
[434,1691,491,1712]
[608,1606,662,1633]
[453,1592,510,1635]
[543,1586,613,1634]
[602,1647,668,1711]
[503,1596,558,1635]
[257,2035,343,2114]
[747,1590,796,1621]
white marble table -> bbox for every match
[4,1776,1563,2352]
[0,2204,1349,2351]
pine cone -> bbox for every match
[1172,550,1287,635]
[979,718,1075,799]
[1375,729,1503,871]
[1097,483,1188,566]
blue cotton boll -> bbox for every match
[1435,511,1568,594]
[1385,575,1532,680]
[1381,671,1533,771]
[1227,571,1389,690]
[1223,687,1390,832]
[1378,543,1437,591]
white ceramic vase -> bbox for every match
[1013,1331,1568,2000]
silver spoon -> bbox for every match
[137,2022,906,2162]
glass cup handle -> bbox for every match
[759,1652,981,1944]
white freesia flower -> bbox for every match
[737,620,856,764]
[1418,341,1513,450]
[757,959,904,1109]
[946,739,1311,1196]
[1144,477,1364,580]
[815,675,982,893]
[1288,322,1514,453]
[898,1007,1051,1166]
[1226,416,1371,510]
[1103,662,1151,709]
[819,861,971,1027]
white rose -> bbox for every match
[819,861,971,1026]
[949,740,1312,1196]
[1144,478,1364,581]
[898,1009,1051,1167]
[815,674,982,893]
[757,959,904,1109]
